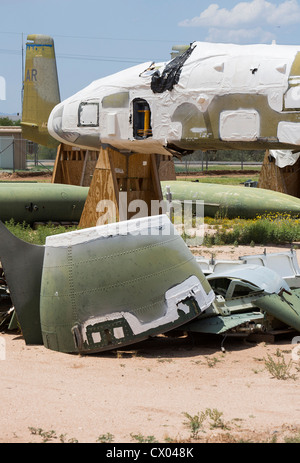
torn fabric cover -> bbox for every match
[269,149,300,168]
[151,43,196,94]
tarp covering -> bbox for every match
[270,149,300,168]
[150,44,196,93]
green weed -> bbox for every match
[130,433,158,443]
[182,411,207,439]
[5,219,77,245]
[28,427,79,443]
[264,350,296,380]
[202,213,300,246]
[183,408,230,439]
[96,433,114,443]
[206,408,229,430]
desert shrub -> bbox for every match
[202,213,300,246]
[4,219,77,245]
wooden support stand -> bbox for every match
[51,143,176,228]
[79,147,164,229]
[258,150,300,198]
[52,144,176,188]
[52,143,99,186]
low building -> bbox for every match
[0,126,26,170]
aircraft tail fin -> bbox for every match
[21,34,60,147]
[0,221,45,344]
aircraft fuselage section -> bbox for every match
[48,41,300,155]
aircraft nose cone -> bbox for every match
[48,104,80,144]
[48,104,63,139]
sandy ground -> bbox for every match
[1,244,300,444]
[0,171,53,182]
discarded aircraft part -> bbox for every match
[0,221,44,344]
[196,250,300,289]
[21,34,60,148]
[196,256,245,275]
[48,41,300,155]
[207,265,291,297]
[254,289,300,332]
[0,307,15,330]
[161,181,300,219]
[7,308,18,331]
[38,214,214,353]
[239,250,300,288]
[0,183,88,224]
[183,285,273,336]
[0,272,11,310]
[185,311,266,335]
[184,260,300,336]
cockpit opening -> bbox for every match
[133,98,152,139]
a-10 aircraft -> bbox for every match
[46,39,300,156]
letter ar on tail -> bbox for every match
[21,34,60,148]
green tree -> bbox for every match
[0,116,21,126]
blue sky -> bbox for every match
[1,0,300,115]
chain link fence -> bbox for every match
[0,135,56,172]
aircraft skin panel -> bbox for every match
[184,312,265,335]
[0,183,88,224]
[0,216,214,353]
[47,41,300,154]
[0,221,45,345]
[161,181,300,219]
[254,289,300,331]
[40,215,214,353]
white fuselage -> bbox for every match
[48,41,300,155]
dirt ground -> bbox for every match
[1,244,300,444]
[0,171,53,182]
[177,168,259,177]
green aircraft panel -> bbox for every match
[0,216,214,353]
[255,289,300,332]
[185,311,265,335]
[0,221,44,344]
[161,181,300,219]
[0,183,88,224]
[2,180,299,225]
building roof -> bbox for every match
[0,126,22,133]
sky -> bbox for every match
[1,0,300,115]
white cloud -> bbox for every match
[267,0,300,24]
[205,27,275,44]
[179,0,300,28]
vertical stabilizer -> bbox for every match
[21,34,60,147]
